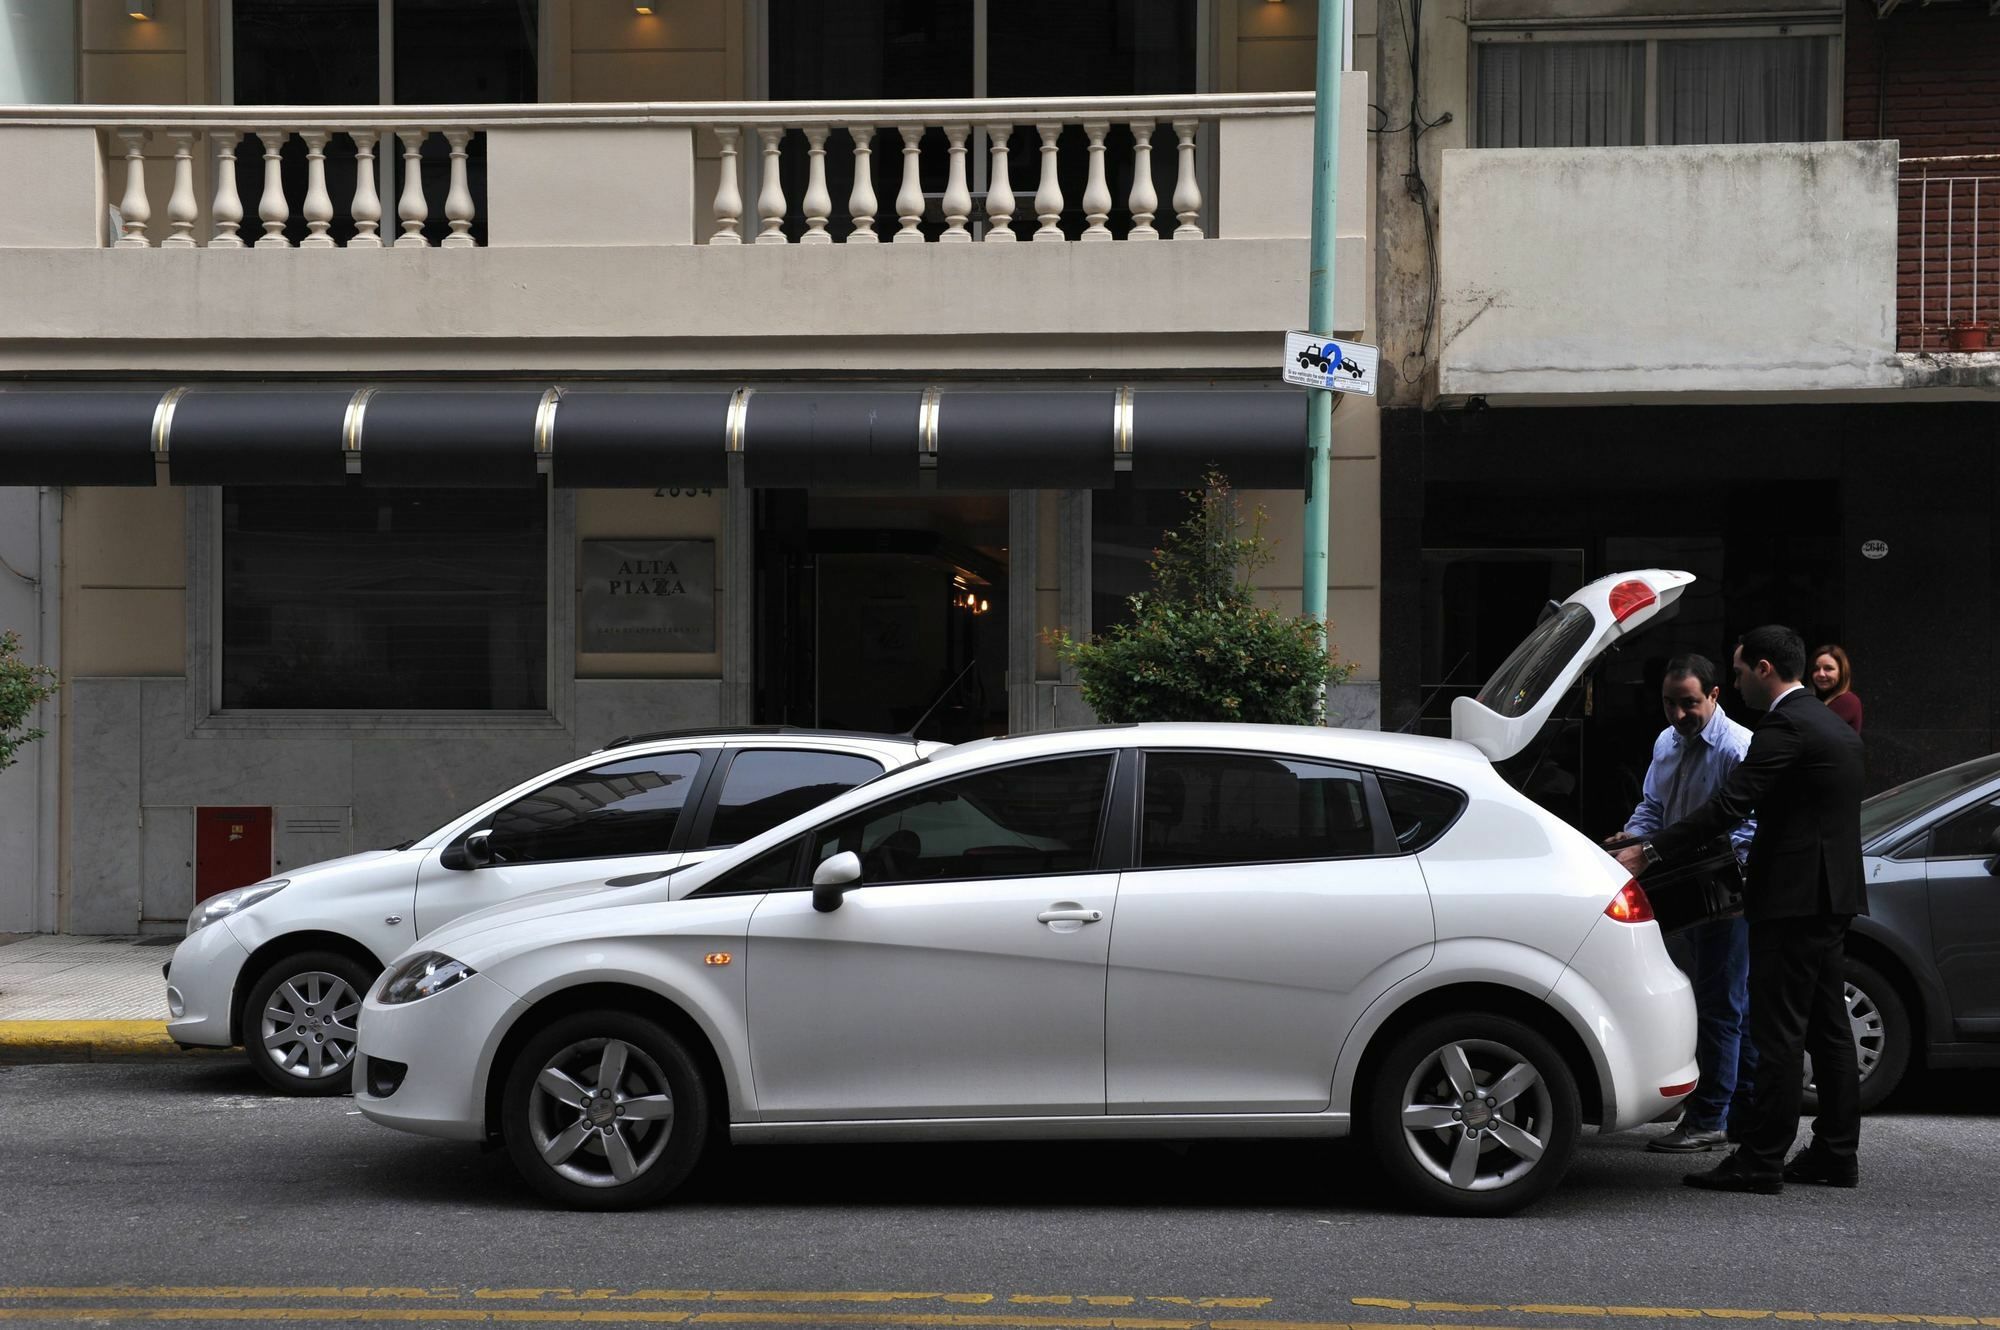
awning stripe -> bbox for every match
[1130,389,1307,490]
[935,391,1117,490]
[743,392,923,489]
[167,390,353,486]
[552,390,732,489]
[359,390,544,488]
[0,390,163,487]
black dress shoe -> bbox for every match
[1684,1153,1783,1194]
[1783,1149,1859,1188]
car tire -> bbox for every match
[1362,1013,1580,1217]
[500,1009,710,1211]
[1802,957,1911,1116]
[242,949,373,1097]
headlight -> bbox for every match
[185,880,289,937]
[378,951,478,1005]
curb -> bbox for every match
[0,1020,200,1063]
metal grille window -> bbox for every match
[220,485,549,711]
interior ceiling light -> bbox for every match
[129,1,154,17]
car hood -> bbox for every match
[413,871,681,955]
[277,847,406,887]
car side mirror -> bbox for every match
[447,829,495,871]
[811,850,861,913]
[1985,827,2000,877]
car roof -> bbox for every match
[931,721,1494,778]
[595,726,930,754]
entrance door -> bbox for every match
[1923,793,2000,1033]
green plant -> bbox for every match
[0,630,60,772]
[1049,475,1351,725]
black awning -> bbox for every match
[1131,390,1307,489]
[0,390,162,486]
[359,390,543,488]
[552,391,731,490]
[743,392,923,489]
[168,390,353,486]
[935,392,1117,490]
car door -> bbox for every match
[1922,790,2000,1035]
[680,746,888,867]
[1105,750,1435,1114]
[739,751,1118,1121]
[412,748,711,935]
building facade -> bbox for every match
[0,0,1379,933]
[1372,0,2000,835]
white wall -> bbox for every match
[1437,140,1903,399]
[0,488,56,933]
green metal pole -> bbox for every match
[1302,0,1343,712]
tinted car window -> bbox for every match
[484,752,702,863]
[701,834,808,895]
[704,750,885,849]
[812,754,1112,885]
[1929,796,2000,859]
[1379,773,1468,853]
[1141,751,1374,867]
[1475,602,1596,719]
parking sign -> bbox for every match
[1282,330,1379,396]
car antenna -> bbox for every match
[903,659,979,741]
[1395,652,1472,734]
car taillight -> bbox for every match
[1604,879,1655,924]
[1607,579,1657,623]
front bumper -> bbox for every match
[354,970,525,1143]
[165,922,251,1049]
[1552,914,1699,1134]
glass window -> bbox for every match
[485,752,703,864]
[988,0,1196,98]
[1474,602,1596,720]
[221,486,547,711]
[232,0,379,105]
[1379,773,1468,854]
[700,834,808,896]
[1656,38,1830,146]
[704,750,885,849]
[1861,756,2000,843]
[1929,797,2000,860]
[1141,752,1374,868]
[811,755,1112,885]
[1476,42,1645,149]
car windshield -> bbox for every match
[1474,603,1597,719]
[1861,753,2000,844]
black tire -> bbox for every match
[1362,1012,1581,1217]
[1802,957,1912,1115]
[500,1009,710,1211]
[242,949,374,1097]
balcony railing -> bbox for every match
[0,95,1326,251]
[1899,154,2000,353]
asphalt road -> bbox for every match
[1,1059,1996,1330]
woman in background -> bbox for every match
[1812,644,1863,733]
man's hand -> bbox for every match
[1613,844,1649,877]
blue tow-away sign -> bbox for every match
[1282,330,1379,396]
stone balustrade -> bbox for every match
[0,94,1329,250]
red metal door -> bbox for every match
[195,806,273,903]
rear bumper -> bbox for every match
[164,923,250,1049]
[354,971,524,1143]
[1552,914,1699,1133]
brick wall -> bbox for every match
[1846,0,2000,350]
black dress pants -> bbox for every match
[1737,914,1861,1174]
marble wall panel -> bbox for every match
[139,679,355,809]
[571,679,726,755]
[69,678,146,934]
[349,731,581,851]
[140,805,194,924]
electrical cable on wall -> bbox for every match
[1368,0,1452,385]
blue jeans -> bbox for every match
[1675,917,1756,1131]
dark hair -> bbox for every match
[1662,653,1720,694]
[1812,643,1853,700]
[1738,625,1807,683]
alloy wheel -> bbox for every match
[1399,1038,1555,1192]
[525,1037,677,1188]
[1806,980,1886,1089]
[258,970,362,1081]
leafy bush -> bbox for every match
[1049,476,1350,725]
[0,630,59,772]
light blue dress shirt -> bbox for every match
[1621,705,1756,859]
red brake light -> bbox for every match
[1605,879,1655,924]
[1607,579,1657,624]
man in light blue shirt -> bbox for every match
[1616,652,1757,1153]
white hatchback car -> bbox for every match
[166,729,941,1095]
[355,571,1706,1216]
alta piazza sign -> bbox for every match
[580,539,717,654]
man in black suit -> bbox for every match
[1614,624,1867,1194]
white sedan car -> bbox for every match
[166,728,940,1095]
[355,571,1705,1216]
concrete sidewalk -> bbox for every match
[0,933,199,1062]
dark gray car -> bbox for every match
[1814,753,2000,1110]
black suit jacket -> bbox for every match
[1652,688,1868,921]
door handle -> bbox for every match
[1037,907,1103,924]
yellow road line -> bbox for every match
[1353,1302,1998,1327]
[0,1021,178,1058]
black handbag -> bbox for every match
[1605,833,1745,935]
